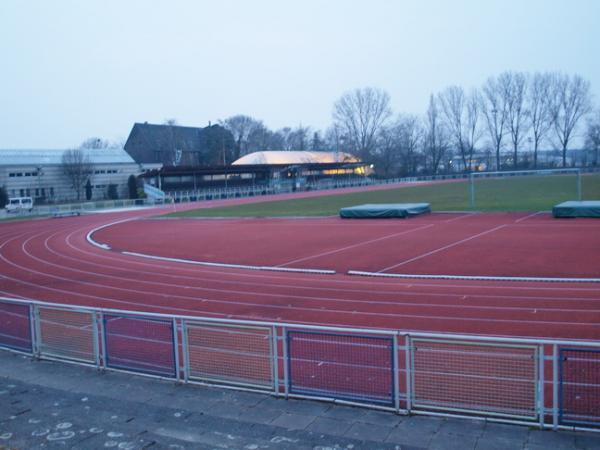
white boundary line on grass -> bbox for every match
[121,251,336,275]
[347,270,600,283]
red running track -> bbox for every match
[94,212,600,278]
[1,197,599,342]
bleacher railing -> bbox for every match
[1,297,599,432]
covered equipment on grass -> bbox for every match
[339,203,431,219]
[552,201,600,218]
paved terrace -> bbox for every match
[0,351,599,450]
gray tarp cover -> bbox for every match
[339,203,431,218]
[552,201,600,218]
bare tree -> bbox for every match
[274,127,294,150]
[287,125,311,150]
[221,115,264,160]
[324,124,347,154]
[61,149,94,201]
[332,87,392,160]
[585,109,600,167]
[482,74,511,170]
[438,86,481,171]
[396,114,423,176]
[505,72,529,169]
[374,122,402,177]
[79,137,110,149]
[310,131,326,151]
[550,74,593,167]
[423,94,449,175]
[528,72,554,168]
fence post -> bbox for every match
[181,319,189,383]
[30,304,40,357]
[405,334,412,412]
[552,344,559,430]
[282,327,289,399]
[172,318,180,382]
[271,326,279,396]
[539,345,545,428]
[393,334,400,413]
[577,170,582,200]
[99,312,107,369]
[92,312,100,367]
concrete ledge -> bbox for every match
[347,270,600,283]
[122,251,336,275]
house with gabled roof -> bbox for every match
[123,122,235,169]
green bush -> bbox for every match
[107,184,118,200]
[0,186,8,208]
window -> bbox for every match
[41,188,45,197]
[19,189,24,196]
[35,188,39,196]
[25,188,30,196]
[50,187,54,197]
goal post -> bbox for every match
[468,168,581,210]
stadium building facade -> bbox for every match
[140,151,372,193]
[0,148,139,203]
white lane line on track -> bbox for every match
[10,228,600,320]
[378,224,507,273]
[443,213,480,223]
[3,267,599,328]
[8,228,600,326]
[276,223,435,267]
[1,227,596,336]
[514,211,544,223]
[66,223,600,293]
[35,227,600,312]
[47,216,600,299]
[54,228,600,302]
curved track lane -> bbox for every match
[1,204,600,342]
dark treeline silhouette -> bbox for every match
[84,71,597,177]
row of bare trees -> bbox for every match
[333,73,593,175]
[81,72,596,176]
[219,72,595,176]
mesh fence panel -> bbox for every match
[412,339,538,418]
[287,331,394,405]
[38,307,95,363]
[560,348,600,426]
[186,322,273,388]
[104,314,175,377]
[0,301,31,352]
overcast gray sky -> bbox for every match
[1,0,598,148]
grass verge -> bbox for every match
[164,173,600,218]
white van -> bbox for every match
[5,197,34,213]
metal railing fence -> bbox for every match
[0,297,599,432]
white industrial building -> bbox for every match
[0,148,141,203]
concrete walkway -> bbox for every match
[0,351,598,450]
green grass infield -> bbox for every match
[164,173,600,218]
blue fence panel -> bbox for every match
[0,301,32,353]
[104,314,175,378]
[287,330,394,405]
[560,348,600,427]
